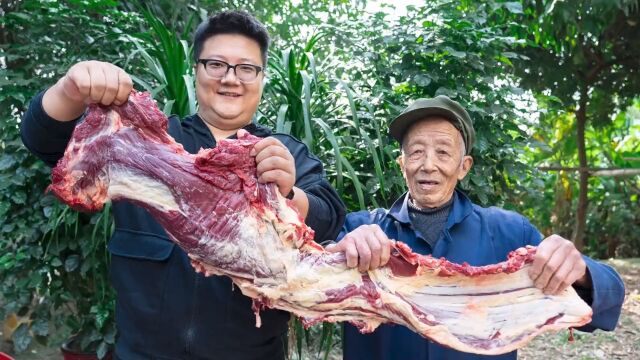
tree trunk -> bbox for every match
[572,90,589,251]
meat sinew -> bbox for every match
[48,91,592,355]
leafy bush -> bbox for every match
[0,0,142,355]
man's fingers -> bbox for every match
[364,233,382,270]
[88,64,107,103]
[533,248,565,291]
[66,66,91,101]
[254,143,291,164]
[354,238,372,272]
[62,61,132,106]
[256,156,293,178]
[100,65,120,105]
[325,243,338,252]
[253,141,295,197]
[560,267,587,295]
[544,260,573,295]
[344,240,358,269]
[113,69,133,105]
[252,137,286,157]
[529,235,561,279]
[258,169,291,185]
[373,226,391,267]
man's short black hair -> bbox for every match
[193,11,270,66]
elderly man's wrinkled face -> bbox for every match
[399,118,473,208]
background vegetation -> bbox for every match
[1,0,638,358]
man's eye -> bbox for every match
[208,61,226,69]
[437,149,450,155]
[237,65,256,74]
[409,150,423,158]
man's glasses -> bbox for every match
[197,59,264,83]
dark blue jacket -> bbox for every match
[338,190,625,360]
[20,91,346,360]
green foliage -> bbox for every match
[262,41,403,211]
[126,7,197,117]
[520,98,640,257]
[503,0,640,253]
[0,0,142,355]
[513,0,640,110]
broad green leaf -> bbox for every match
[65,254,80,272]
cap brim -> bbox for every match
[389,107,462,142]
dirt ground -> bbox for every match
[2,259,639,359]
[519,258,640,360]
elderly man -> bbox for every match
[327,96,625,360]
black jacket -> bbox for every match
[21,91,346,360]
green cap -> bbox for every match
[389,95,475,155]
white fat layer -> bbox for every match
[107,167,180,212]
[195,211,295,279]
[403,268,592,340]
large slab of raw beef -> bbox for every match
[48,91,592,355]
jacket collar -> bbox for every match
[386,188,473,229]
[192,114,272,144]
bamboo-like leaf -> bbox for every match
[339,80,361,129]
[340,156,366,210]
[305,52,318,82]
[276,104,289,134]
[314,118,365,208]
[300,70,314,149]
[183,73,196,115]
[322,323,335,360]
[295,318,303,360]
[317,322,335,360]
[163,99,175,115]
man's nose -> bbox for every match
[221,67,240,83]
[420,153,437,172]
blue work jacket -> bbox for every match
[338,190,625,360]
[21,91,346,360]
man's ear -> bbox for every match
[457,155,474,180]
[396,154,404,169]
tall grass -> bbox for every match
[125,8,197,117]
[262,38,404,213]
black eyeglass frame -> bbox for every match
[197,59,264,83]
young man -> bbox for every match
[327,96,625,360]
[21,11,345,360]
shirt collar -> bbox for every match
[386,188,473,229]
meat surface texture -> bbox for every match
[49,92,592,355]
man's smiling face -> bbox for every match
[398,117,473,208]
[195,33,264,131]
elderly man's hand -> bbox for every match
[326,225,392,272]
[528,234,590,295]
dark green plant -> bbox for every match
[126,7,197,117]
[0,0,142,356]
